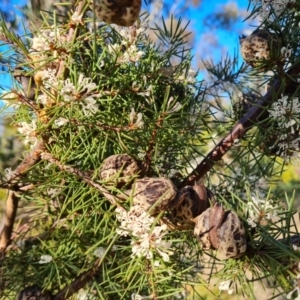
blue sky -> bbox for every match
[0,0,254,90]
[187,0,254,68]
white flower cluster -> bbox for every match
[246,192,279,228]
[37,72,98,117]
[59,73,101,116]
[268,95,300,164]
[17,120,38,148]
[118,24,148,44]
[39,68,58,91]
[251,0,296,19]
[115,206,173,262]
[107,43,144,63]
[40,70,100,113]
[17,73,100,146]
[107,22,147,64]
[30,27,66,53]
[177,68,197,85]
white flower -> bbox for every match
[30,27,66,54]
[18,120,37,136]
[77,290,89,300]
[5,168,15,181]
[219,280,233,295]
[166,97,182,114]
[246,193,279,228]
[18,120,38,146]
[38,254,53,264]
[54,117,68,127]
[116,206,154,237]
[108,43,144,63]
[186,68,197,84]
[41,68,58,89]
[59,74,100,115]
[246,217,257,228]
[129,108,144,128]
[267,95,300,163]
[281,46,292,58]
[60,79,76,101]
[177,68,197,84]
[71,11,83,24]
[77,73,98,94]
[116,206,172,261]
[125,45,144,63]
[107,43,121,55]
[131,224,172,261]
[31,35,48,52]
[81,97,99,116]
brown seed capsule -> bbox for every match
[132,177,178,215]
[100,154,140,187]
[17,285,52,300]
[194,204,247,260]
[172,183,212,224]
[94,0,142,27]
[240,29,282,71]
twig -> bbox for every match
[178,63,300,188]
[41,152,128,209]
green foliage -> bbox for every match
[0,1,300,300]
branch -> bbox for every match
[178,63,300,188]
[53,258,102,300]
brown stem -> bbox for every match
[0,191,19,255]
[178,63,300,189]
[53,257,102,300]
